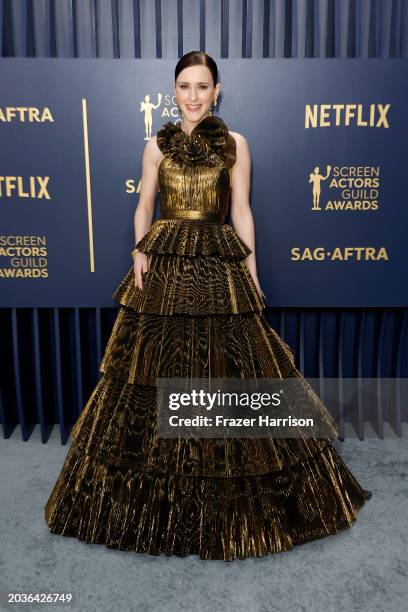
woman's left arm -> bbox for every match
[229,132,265,299]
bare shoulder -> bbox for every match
[146,134,160,153]
[228,131,250,163]
[228,130,248,145]
[143,135,163,168]
[229,130,250,152]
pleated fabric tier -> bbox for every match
[44,216,371,561]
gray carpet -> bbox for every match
[0,424,406,612]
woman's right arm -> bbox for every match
[133,136,161,290]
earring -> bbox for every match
[207,98,217,116]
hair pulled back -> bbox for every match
[175,51,219,87]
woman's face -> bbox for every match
[174,65,220,123]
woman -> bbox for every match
[44,51,371,561]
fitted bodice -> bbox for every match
[156,114,236,224]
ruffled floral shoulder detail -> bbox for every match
[156,114,237,170]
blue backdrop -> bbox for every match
[1,58,406,308]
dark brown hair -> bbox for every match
[175,51,219,88]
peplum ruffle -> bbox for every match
[130,218,252,259]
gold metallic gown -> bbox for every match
[44,114,371,560]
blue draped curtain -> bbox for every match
[1,0,407,59]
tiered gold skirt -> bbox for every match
[44,218,370,560]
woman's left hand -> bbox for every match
[251,274,266,301]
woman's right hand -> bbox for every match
[133,252,149,290]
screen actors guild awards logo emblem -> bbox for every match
[309,166,331,210]
[140,93,163,140]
